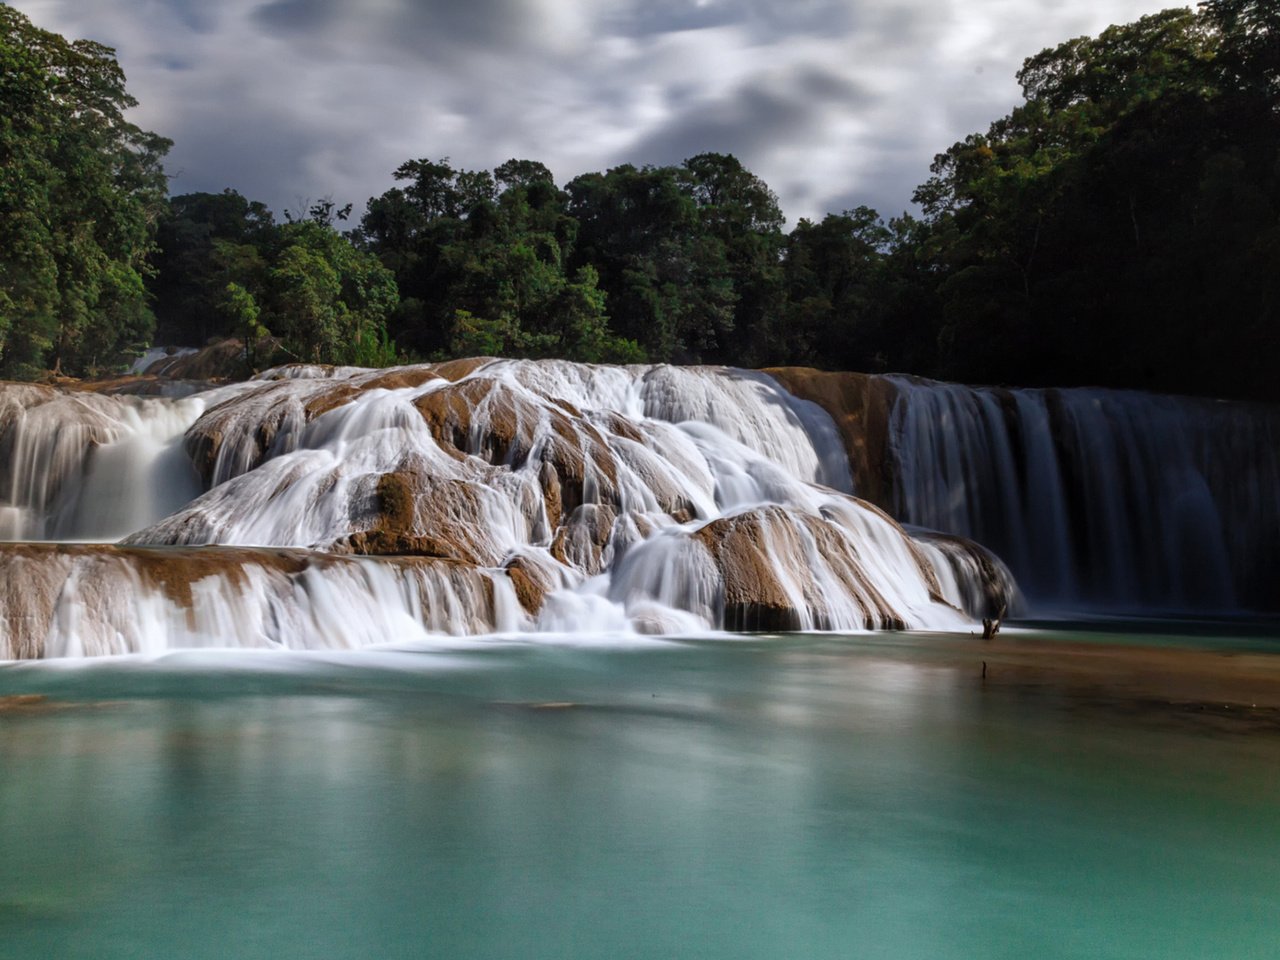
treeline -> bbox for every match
[2,1,1278,399]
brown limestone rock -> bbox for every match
[0,542,508,658]
[148,338,284,380]
[764,367,901,511]
[693,505,910,631]
[332,470,499,565]
[550,503,618,575]
[430,357,493,382]
[412,377,623,522]
[693,507,805,631]
[504,555,552,615]
[184,379,360,486]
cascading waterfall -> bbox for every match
[885,377,1280,612]
[0,386,206,541]
[0,360,1010,658]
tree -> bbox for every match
[680,153,786,364]
[779,208,893,367]
[150,190,275,344]
[1200,0,1279,100]
[566,163,735,361]
[268,221,399,365]
[219,282,268,370]
[904,6,1280,397]
[0,5,170,376]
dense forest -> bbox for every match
[1,1,1277,398]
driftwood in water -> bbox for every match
[982,604,1007,640]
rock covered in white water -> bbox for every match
[0,360,1016,657]
[0,544,518,659]
[0,383,204,541]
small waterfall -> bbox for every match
[0,544,519,659]
[0,361,1010,657]
[127,346,198,375]
[885,378,1280,612]
[0,387,206,541]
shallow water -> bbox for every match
[3,630,1279,960]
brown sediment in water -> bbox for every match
[931,635,1280,730]
[0,694,126,716]
[0,694,50,714]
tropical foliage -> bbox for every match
[0,5,169,376]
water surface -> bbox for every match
[3,629,1278,959]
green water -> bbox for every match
[2,631,1278,959]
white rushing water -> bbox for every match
[0,361,1003,657]
[0,388,206,541]
[885,377,1280,612]
[127,346,198,375]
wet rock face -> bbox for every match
[694,508,806,631]
[2,359,1016,657]
[184,379,347,488]
[776,367,1280,612]
[182,362,478,489]
[0,384,147,540]
[333,471,501,566]
[0,543,510,659]
[693,504,962,631]
[763,367,901,512]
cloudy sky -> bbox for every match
[14,0,1175,224]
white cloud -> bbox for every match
[10,0,1175,223]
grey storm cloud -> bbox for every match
[252,0,549,53]
[607,0,858,40]
[12,0,1173,224]
[629,67,877,168]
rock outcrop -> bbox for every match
[763,367,901,511]
[0,543,512,659]
[1,359,1020,657]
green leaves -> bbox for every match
[0,3,169,376]
[266,221,399,366]
[149,192,401,369]
[903,2,1280,398]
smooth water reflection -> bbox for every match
[2,635,1279,959]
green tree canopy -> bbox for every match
[0,4,170,376]
[907,5,1280,397]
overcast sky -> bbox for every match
[14,0,1177,224]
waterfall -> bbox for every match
[0,544,519,659]
[127,346,198,375]
[0,360,1008,658]
[0,386,206,541]
[884,378,1280,612]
